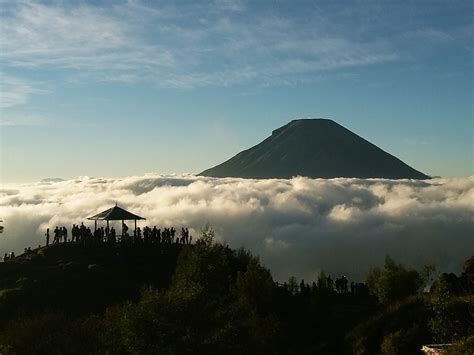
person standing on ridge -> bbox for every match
[45,228,50,246]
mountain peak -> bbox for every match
[271,118,335,136]
[200,119,429,180]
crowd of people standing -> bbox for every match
[44,223,193,246]
[276,276,369,296]
[44,226,69,245]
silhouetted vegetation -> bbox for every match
[0,229,472,354]
[366,256,424,305]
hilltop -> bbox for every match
[200,119,429,179]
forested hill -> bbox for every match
[200,119,430,179]
[0,235,472,354]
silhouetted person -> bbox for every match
[80,222,86,241]
[180,228,185,244]
[300,279,306,293]
[110,226,116,243]
[3,253,8,262]
[327,275,333,290]
[45,228,50,246]
[341,276,348,293]
[53,226,59,243]
[58,227,63,243]
[63,226,68,243]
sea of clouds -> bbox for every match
[1,175,473,282]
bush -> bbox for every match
[448,335,474,355]
[345,296,432,355]
[0,312,101,354]
[380,324,426,355]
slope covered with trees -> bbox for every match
[0,229,472,354]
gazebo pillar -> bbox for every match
[94,220,97,231]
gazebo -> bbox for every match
[87,204,145,237]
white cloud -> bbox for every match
[0,1,173,74]
[0,113,48,126]
[1,175,473,282]
[402,29,453,42]
[213,0,245,12]
[0,1,398,88]
[0,73,43,108]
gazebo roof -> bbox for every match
[87,205,145,221]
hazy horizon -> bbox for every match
[3,171,474,186]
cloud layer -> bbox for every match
[1,175,473,281]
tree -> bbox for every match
[317,270,328,289]
[463,256,474,275]
[366,256,423,304]
[288,276,298,294]
[169,224,231,302]
[428,276,451,343]
[234,257,276,313]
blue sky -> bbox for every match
[0,0,472,182]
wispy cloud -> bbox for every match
[213,0,246,12]
[0,1,399,88]
[402,28,453,42]
[0,73,43,108]
[0,113,49,126]
[0,2,174,71]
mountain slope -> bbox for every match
[199,119,429,179]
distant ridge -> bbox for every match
[40,178,65,183]
[199,118,429,179]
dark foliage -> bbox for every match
[366,256,423,305]
[0,236,471,354]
